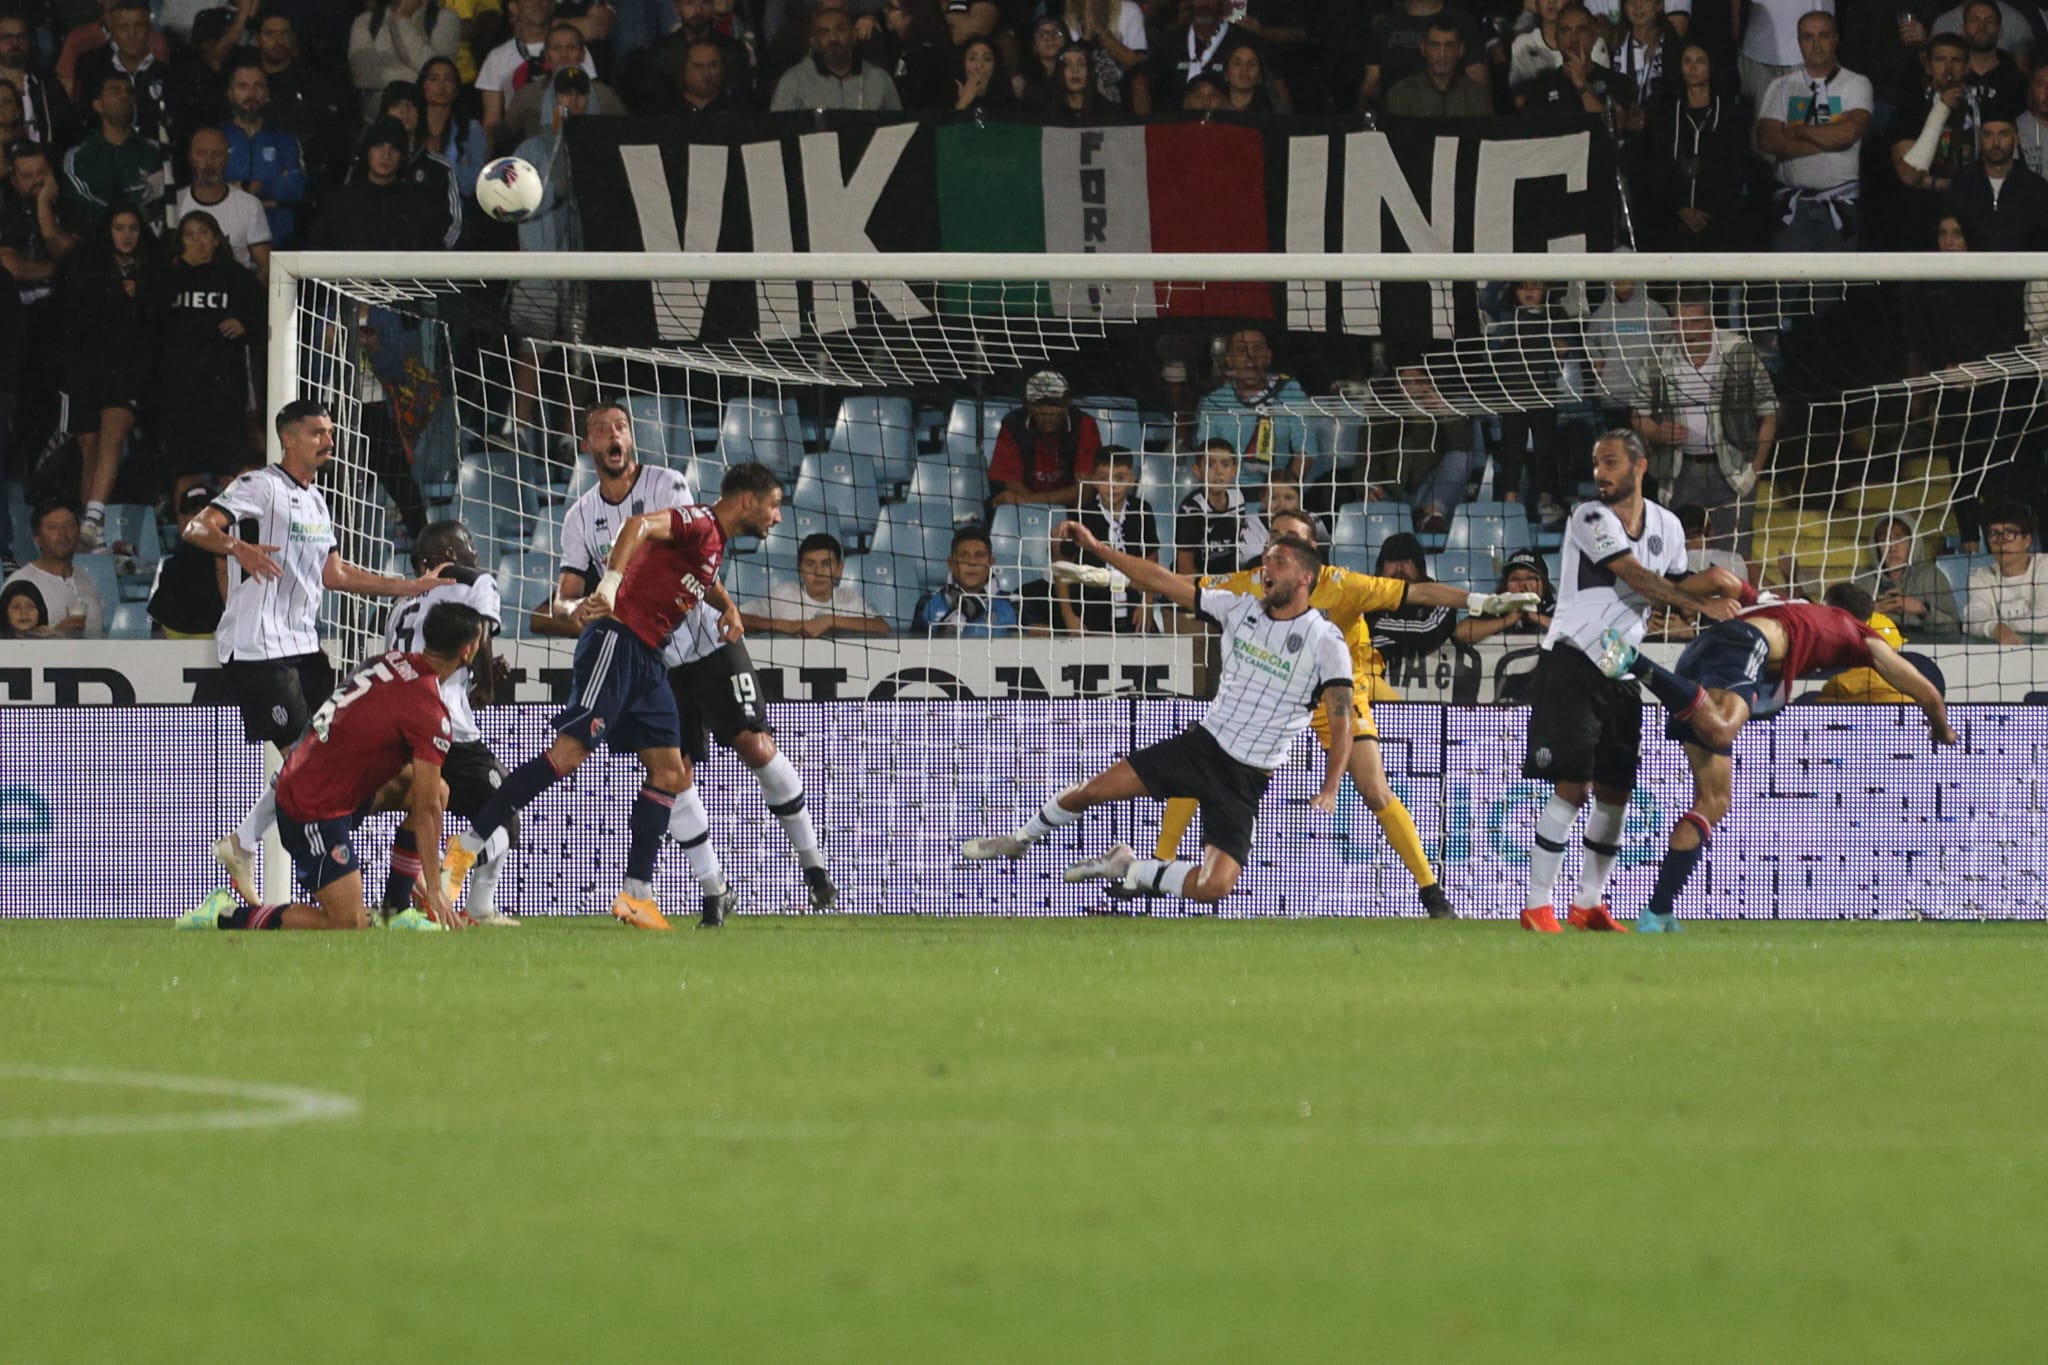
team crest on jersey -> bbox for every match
[1646,534,1664,556]
[271,704,289,725]
[1286,633,1303,653]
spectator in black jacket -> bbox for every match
[252,10,347,184]
[1369,532,1459,666]
[375,80,461,249]
[1950,105,2048,250]
[1642,43,1752,250]
[311,116,445,251]
[155,208,259,502]
[623,0,756,113]
[0,9,78,149]
[59,203,155,547]
[147,481,227,638]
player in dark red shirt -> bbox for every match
[441,461,784,932]
[1595,584,1957,930]
[178,603,487,932]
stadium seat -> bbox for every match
[906,462,984,525]
[76,551,119,615]
[1432,549,1494,590]
[1138,452,1180,502]
[1077,396,1142,451]
[102,504,162,564]
[870,511,954,566]
[1329,542,1375,574]
[1935,553,1991,603]
[1446,501,1534,553]
[794,452,882,542]
[829,395,917,492]
[719,398,804,478]
[1543,552,1562,584]
[625,394,686,466]
[456,454,531,563]
[727,556,773,606]
[1334,504,1414,558]
[108,601,151,639]
[525,516,560,559]
[561,460,601,507]
[493,553,556,639]
[944,398,1014,464]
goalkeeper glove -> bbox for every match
[1466,591,1542,616]
[1051,562,1131,592]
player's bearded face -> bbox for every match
[1592,452,1638,503]
[741,490,783,539]
[589,416,632,471]
[1259,550,1308,607]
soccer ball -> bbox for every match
[477,156,543,223]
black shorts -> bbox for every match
[1522,644,1643,790]
[668,641,773,765]
[276,808,363,894]
[1126,724,1271,865]
[441,740,508,821]
[221,652,335,746]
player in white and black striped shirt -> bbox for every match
[532,401,836,913]
[963,524,1354,904]
[181,400,447,907]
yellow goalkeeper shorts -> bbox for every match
[1310,683,1378,745]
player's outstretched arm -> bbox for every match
[182,506,282,581]
[1314,685,1354,813]
[1611,554,1740,622]
[407,764,462,929]
[1405,581,1544,616]
[1055,520,1197,611]
[322,552,448,598]
[1866,639,1960,745]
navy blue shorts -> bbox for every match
[1668,621,1787,747]
[553,618,682,754]
[277,810,365,894]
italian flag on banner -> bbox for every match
[934,121,1272,320]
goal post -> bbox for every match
[261,250,2048,919]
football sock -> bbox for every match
[1122,859,1194,898]
[1574,799,1627,908]
[1628,654,1707,716]
[1156,797,1199,860]
[468,848,504,918]
[1373,795,1436,889]
[84,501,105,528]
[234,787,277,856]
[474,751,565,842]
[220,903,283,930]
[623,877,655,902]
[753,752,823,870]
[1016,789,1084,844]
[627,784,675,883]
[668,786,726,894]
[1527,794,1578,910]
[1647,813,1713,916]
[383,827,421,910]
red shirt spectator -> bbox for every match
[987,369,1102,508]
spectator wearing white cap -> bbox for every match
[987,369,1103,510]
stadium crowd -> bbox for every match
[0,0,2045,646]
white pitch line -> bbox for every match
[0,1065,360,1138]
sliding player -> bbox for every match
[1519,429,1740,933]
[443,462,784,930]
[178,603,486,932]
[1595,582,1956,931]
[1095,507,1538,917]
[374,520,515,925]
[535,403,837,911]
[963,526,1352,904]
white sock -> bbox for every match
[1574,800,1628,909]
[457,827,510,864]
[1015,788,1083,844]
[84,500,105,525]
[234,788,276,856]
[622,876,654,902]
[753,752,823,869]
[1526,794,1579,911]
[468,850,503,917]
[667,786,726,894]
[1123,859,1193,897]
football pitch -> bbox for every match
[3,916,2043,1363]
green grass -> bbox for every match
[3,917,2045,1363]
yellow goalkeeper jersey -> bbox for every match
[1200,565,1409,691]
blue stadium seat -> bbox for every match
[794,452,882,543]
[829,395,917,492]
[493,553,556,639]
[727,556,774,606]
[456,454,530,564]
[625,394,686,466]
[1334,503,1414,557]
[561,460,601,508]
[757,528,803,573]
[944,398,1015,464]
[76,552,120,617]
[1934,553,1990,603]
[1446,501,1534,552]
[907,463,984,525]
[102,504,162,564]
[870,511,954,566]
[1329,542,1375,574]
[1078,396,1142,451]
[991,503,1059,563]
[1432,549,1495,590]
[526,516,561,559]
[108,601,151,639]
[1543,552,1561,584]
[719,398,804,478]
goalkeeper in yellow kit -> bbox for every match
[1062,508,1537,916]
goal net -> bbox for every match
[272,251,2048,920]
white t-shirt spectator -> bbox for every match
[1509,28,1611,91]
[751,579,880,624]
[475,37,597,101]
[1760,65,1871,190]
[1742,0,1827,66]
[1966,554,2048,639]
[3,562,105,637]
[175,185,271,272]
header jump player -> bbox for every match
[178,603,487,931]
[1596,583,1956,931]
[440,461,785,931]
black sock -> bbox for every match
[473,752,563,843]
[220,903,284,930]
[1647,821,1711,916]
[1630,654,1705,716]
[383,827,420,910]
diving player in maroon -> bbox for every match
[1595,584,1957,930]
[441,462,785,932]
[177,603,488,932]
